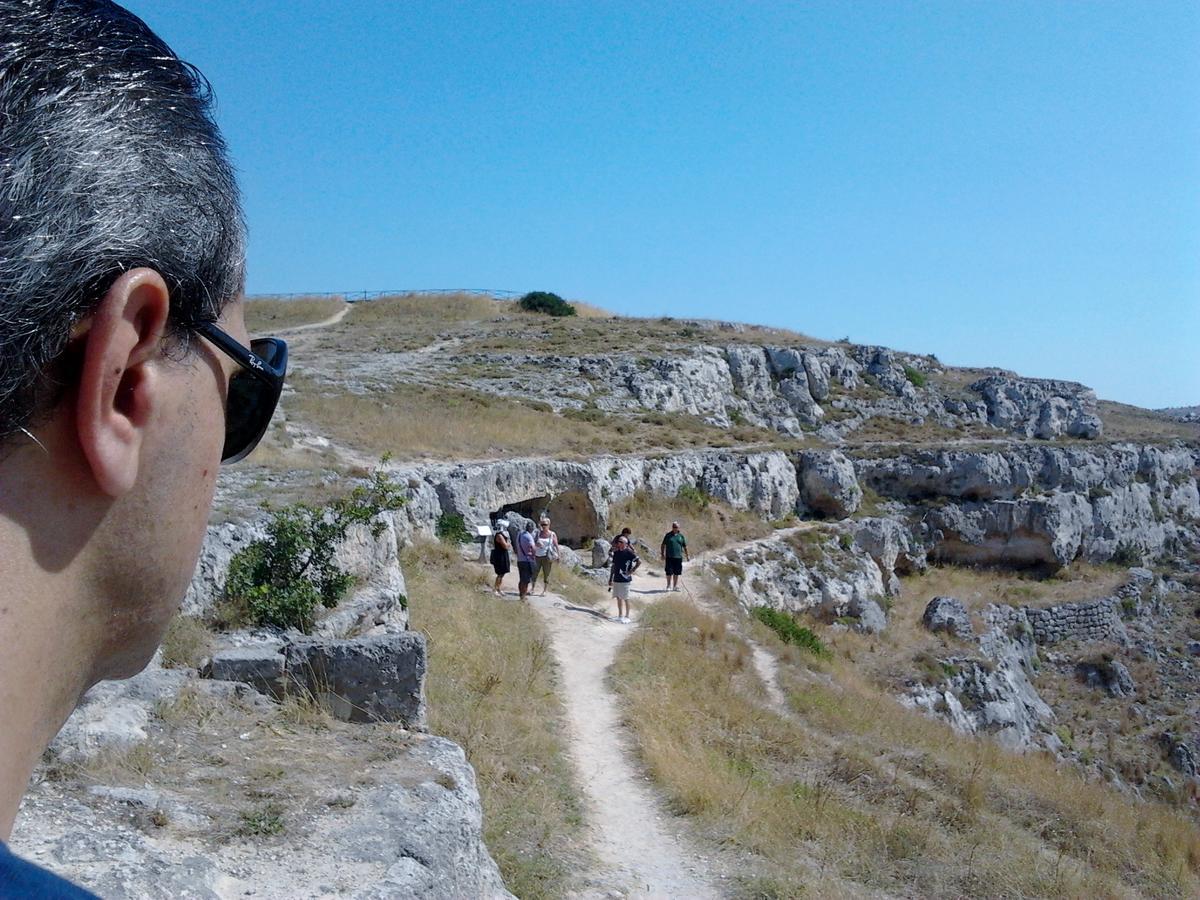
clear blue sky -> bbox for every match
[125,1,1199,409]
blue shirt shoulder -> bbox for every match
[0,842,98,899]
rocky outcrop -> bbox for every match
[852,517,926,594]
[970,375,1102,439]
[856,443,1200,566]
[1076,658,1136,697]
[183,515,409,636]
[711,529,888,633]
[906,604,1053,750]
[797,450,862,519]
[393,448,802,545]
[14,735,513,900]
[448,341,1099,441]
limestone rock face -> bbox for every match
[284,632,427,728]
[856,443,1200,566]
[905,605,1053,750]
[394,448,802,545]
[797,450,862,519]
[449,338,1106,442]
[343,738,515,899]
[181,521,264,618]
[319,516,410,638]
[591,538,611,568]
[711,529,887,633]
[49,662,188,764]
[970,375,1103,439]
[852,517,926,594]
[922,597,974,640]
[14,735,514,900]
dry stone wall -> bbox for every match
[1023,600,1125,646]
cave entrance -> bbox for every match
[493,489,600,549]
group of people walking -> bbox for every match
[487,516,690,624]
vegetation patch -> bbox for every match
[903,365,927,388]
[435,512,473,544]
[518,291,576,317]
[751,606,829,658]
[220,470,405,632]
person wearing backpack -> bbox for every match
[533,517,560,596]
[607,535,641,623]
[490,523,512,596]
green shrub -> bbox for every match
[752,606,829,658]
[676,483,712,512]
[223,469,406,633]
[903,366,927,388]
[435,512,473,543]
[518,291,576,317]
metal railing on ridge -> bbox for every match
[245,288,523,303]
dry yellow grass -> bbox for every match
[346,292,504,326]
[403,540,586,899]
[606,490,774,559]
[283,371,785,462]
[613,597,1200,898]
[244,296,346,332]
[1097,400,1200,444]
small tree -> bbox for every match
[224,469,407,632]
[518,291,576,317]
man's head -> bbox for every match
[0,0,250,682]
[620,527,631,537]
[614,536,628,549]
[671,521,680,532]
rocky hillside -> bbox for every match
[13,294,1199,898]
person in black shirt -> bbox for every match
[607,536,641,623]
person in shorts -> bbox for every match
[533,518,560,596]
[607,536,641,623]
[490,522,512,595]
[660,521,689,591]
[516,521,537,601]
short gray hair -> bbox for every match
[0,0,245,441]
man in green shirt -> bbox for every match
[660,521,690,591]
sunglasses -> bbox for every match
[195,322,288,464]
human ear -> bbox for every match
[75,268,172,497]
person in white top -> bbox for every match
[533,517,560,596]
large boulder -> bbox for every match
[1076,659,1136,698]
[922,597,974,640]
[284,632,427,728]
[797,450,862,519]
